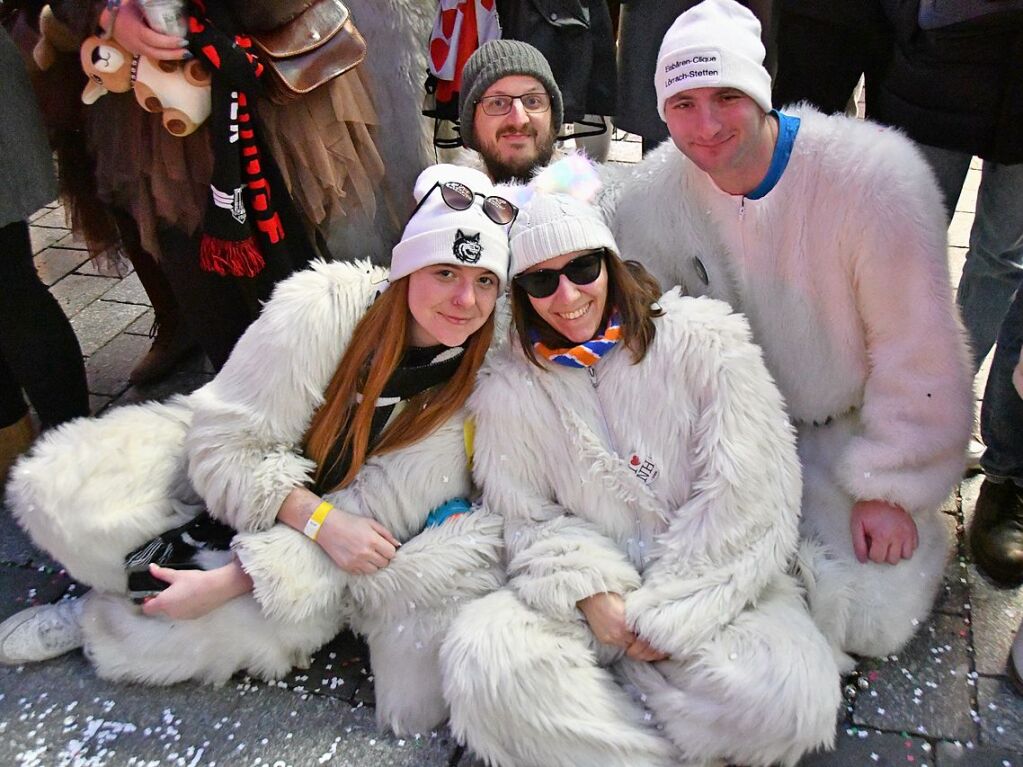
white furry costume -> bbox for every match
[441,292,841,767]
[607,106,974,660]
[8,260,503,734]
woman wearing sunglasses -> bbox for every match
[441,162,840,766]
[2,164,512,735]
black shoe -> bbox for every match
[969,479,1023,587]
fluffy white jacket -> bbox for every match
[606,106,974,656]
[442,293,840,767]
[8,260,504,734]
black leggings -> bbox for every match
[0,219,89,429]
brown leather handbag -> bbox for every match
[250,0,367,105]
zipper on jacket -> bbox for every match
[588,365,645,568]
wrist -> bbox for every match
[100,0,122,39]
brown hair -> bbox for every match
[511,251,663,369]
[304,276,494,492]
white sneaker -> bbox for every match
[0,598,84,664]
[967,438,985,472]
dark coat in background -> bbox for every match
[874,0,1023,163]
[0,27,56,227]
[496,0,617,123]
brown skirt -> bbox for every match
[85,65,385,259]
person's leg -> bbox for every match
[914,143,972,223]
[955,162,1023,369]
[969,287,1023,585]
[442,589,677,767]
[0,353,29,429]
[619,575,840,766]
[0,220,89,430]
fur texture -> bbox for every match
[7,260,504,735]
[443,293,840,766]
[325,0,436,264]
[609,106,974,657]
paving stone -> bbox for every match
[969,564,1023,676]
[125,308,155,336]
[949,211,973,249]
[0,566,75,621]
[54,231,89,252]
[936,740,1023,766]
[69,301,148,356]
[961,474,984,529]
[89,393,113,416]
[33,247,89,285]
[935,512,970,617]
[799,727,935,766]
[29,226,70,255]
[85,333,152,397]
[277,630,368,704]
[853,613,975,741]
[30,208,69,229]
[100,272,150,306]
[49,273,120,320]
[978,677,1023,752]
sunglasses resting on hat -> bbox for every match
[514,250,605,299]
[412,180,519,226]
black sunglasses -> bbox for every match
[514,250,605,299]
[411,180,518,226]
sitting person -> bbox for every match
[441,164,841,767]
[0,164,512,735]
[608,0,974,662]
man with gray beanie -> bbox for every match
[458,39,563,183]
[609,0,973,666]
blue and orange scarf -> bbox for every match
[532,311,621,368]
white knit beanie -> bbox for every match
[655,0,771,120]
[510,193,618,278]
[390,164,511,287]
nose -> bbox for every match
[551,274,581,302]
[507,97,530,125]
[694,103,723,140]
[452,276,477,308]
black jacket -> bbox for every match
[875,0,1023,163]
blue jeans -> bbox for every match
[980,286,1023,485]
[917,145,1023,371]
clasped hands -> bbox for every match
[851,499,919,565]
[577,592,669,663]
[100,0,190,60]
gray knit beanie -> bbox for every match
[459,40,564,151]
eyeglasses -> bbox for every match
[477,92,551,117]
[411,180,518,226]
[514,250,605,299]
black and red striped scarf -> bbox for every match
[186,0,312,279]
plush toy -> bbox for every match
[79,35,211,137]
[33,4,80,71]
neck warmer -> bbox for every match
[532,310,621,368]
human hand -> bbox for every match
[315,509,401,575]
[625,635,670,663]
[851,499,919,565]
[140,561,252,620]
[101,1,189,60]
[577,592,636,650]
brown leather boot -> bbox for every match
[0,414,35,486]
[969,478,1023,587]
[128,321,199,387]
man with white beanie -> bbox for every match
[609,0,974,665]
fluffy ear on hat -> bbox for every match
[528,152,603,204]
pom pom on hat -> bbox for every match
[655,0,771,120]
[390,164,511,287]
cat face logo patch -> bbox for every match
[453,229,483,264]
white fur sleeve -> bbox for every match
[186,260,383,532]
[836,138,973,515]
[471,363,642,623]
[625,308,802,659]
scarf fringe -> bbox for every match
[199,234,266,277]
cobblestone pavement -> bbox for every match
[2,140,1021,766]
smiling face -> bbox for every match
[474,75,557,183]
[664,86,775,195]
[523,249,608,344]
[406,264,500,347]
